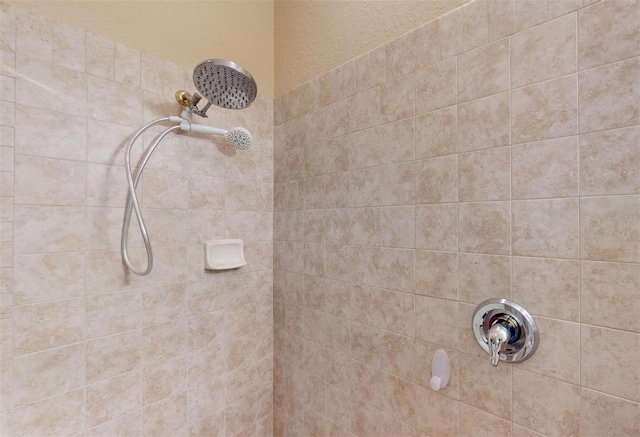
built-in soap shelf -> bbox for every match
[204,239,247,270]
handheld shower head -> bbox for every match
[226,127,252,150]
[193,59,257,110]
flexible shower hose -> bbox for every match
[121,117,181,276]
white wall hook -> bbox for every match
[430,349,450,391]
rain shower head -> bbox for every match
[193,59,257,110]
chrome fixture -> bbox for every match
[175,59,257,117]
[472,298,539,366]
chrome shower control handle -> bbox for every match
[487,323,510,366]
[472,298,539,367]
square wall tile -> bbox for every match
[581,388,640,437]
[510,13,576,88]
[512,198,579,259]
[580,195,640,263]
[459,201,510,255]
[581,261,640,332]
[458,37,509,102]
[458,91,510,152]
[415,58,456,114]
[512,136,578,199]
[511,75,577,144]
[512,257,579,321]
[512,369,580,436]
[581,324,640,402]
[580,126,640,196]
[416,155,458,204]
[578,0,640,70]
[579,57,640,133]
[458,146,510,201]
[415,106,457,159]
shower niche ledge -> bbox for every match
[204,239,247,270]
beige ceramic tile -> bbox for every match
[458,38,509,102]
[579,57,640,133]
[415,106,457,159]
[458,147,510,201]
[347,126,380,170]
[459,403,512,437]
[415,250,457,300]
[86,371,142,428]
[13,252,84,305]
[581,261,640,333]
[379,205,415,248]
[512,136,579,199]
[458,253,511,304]
[385,29,419,80]
[380,118,414,164]
[86,330,142,384]
[86,412,143,437]
[381,75,414,124]
[349,87,381,132]
[512,257,579,321]
[12,389,84,437]
[488,0,516,41]
[511,75,577,144]
[378,288,414,337]
[415,295,458,348]
[379,162,415,206]
[14,104,86,161]
[86,32,114,79]
[458,201,510,255]
[458,91,510,152]
[350,321,381,368]
[518,316,581,384]
[143,392,187,435]
[416,155,458,204]
[14,155,85,206]
[415,385,459,436]
[440,0,489,58]
[580,195,640,263]
[511,13,576,88]
[419,19,441,68]
[414,58,457,114]
[348,207,379,246]
[13,297,84,355]
[12,343,84,407]
[380,331,415,381]
[459,354,512,420]
[115,43,140,87]
[52,22,84,71]
[581,388,640,437]
[415,203,458,251]
[581,324,640,402]
[512,369,580,436]
[355,46,385,93]
[15,8,52,62]
[87,75,142,127]
[86,290,142,338]
[578,0,640,70]
[580,126,640,196]
[515,0,548,31]
[512,198,580,258]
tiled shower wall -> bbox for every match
[273,0,639,435]
[0,4,273,436]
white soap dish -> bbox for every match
[204,239,247,270]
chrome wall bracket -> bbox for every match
[472,298,539,366]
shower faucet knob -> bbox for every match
[487,323,510,366]
[472,298,539,367]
